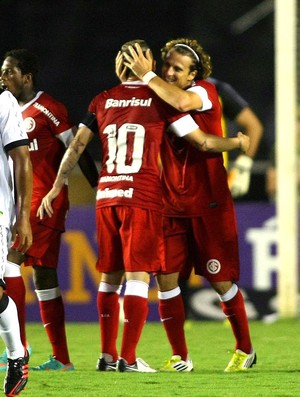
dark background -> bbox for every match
[0,0,275,198]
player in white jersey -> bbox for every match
[0,88,32,396]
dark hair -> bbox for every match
[161,38,212,79]
[4,49,39,87]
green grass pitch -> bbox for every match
[1,319,299,396]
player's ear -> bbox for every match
[188,69,197,82]
[23,73,33,85]
[152,60,157,72]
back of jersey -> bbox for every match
[89,81,171,212]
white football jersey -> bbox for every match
[0,90,28,228]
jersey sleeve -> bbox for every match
[45,97,75,146]
[187,85,212,111]
[47,97,74,136]
[0,91,29,150]
[79,112,98,134]
[168,114,199,138]
[56,128,74,147]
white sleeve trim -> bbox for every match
[169,115,198,137]
[57,128,74,147]
[188,85,212,111]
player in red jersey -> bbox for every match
[0,49,99,371]
[38,39,249,373]
[122,38,256,372]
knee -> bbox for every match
[101,270,124,286]
[156,273,179,292]
[33,267,58,290]
[210,281,233,296]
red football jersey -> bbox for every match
[161,80,233,216]
[21,91,73,229]
[88,81,196,212]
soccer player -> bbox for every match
[37,39,249,373]
[207,77,263,198]
[0,87,32,396]
[0,49,99,371]
[122,38,256,372]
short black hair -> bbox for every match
[4,49,39,87]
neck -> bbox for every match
[18,90,36,106]
[126,76,140,82]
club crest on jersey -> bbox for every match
[206,259,221,274]
[24,117,36,133]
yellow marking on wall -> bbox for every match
[22,229,161,305]
[63,231,100,302]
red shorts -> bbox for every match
[13,222,62,269]
[96,206,165,273]
[163,204,240,282]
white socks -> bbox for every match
[0,296,24,359]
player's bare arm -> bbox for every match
[70,126,99,190]
[37,126,93,219]
[235,107,263,158]
[228,107,263,197]
[9,145,33,253]
[122,43,202,112]
[185,130,250,154]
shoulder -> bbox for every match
[88,90,107,108]
[188,80,219,110]
[0,89,18,107]
[36,91,69,114]
[189,79,218,95]
[195,79,218,92]
[0,90,20,121]
[37,91,64,106]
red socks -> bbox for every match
[39,297,70,364]
[221,289,252,353]
[159,294,188,360]
[120,295,148,364]
[97,291,120,362]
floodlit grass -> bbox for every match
[1,319,300,396]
